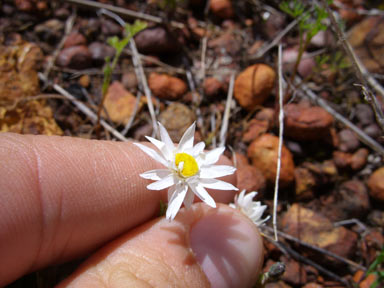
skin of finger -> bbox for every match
[0,133,236,286]
[57,203,263,288]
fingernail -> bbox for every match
[189,207,264,288]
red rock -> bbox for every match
[265,281,292,288]
[203,77,223,98]
[233,152,249,167]
[159,103,195,142]
[135,26,180,55]
[102,81,138,125]
[367,167,384,202]
[210,0,234,19]
[234,64,276,111]
[242,119,269,143]
[282,204,358,264]
[63,32,86,49]
[148,73,188,101]
[284,103,333,141]
[236,164,266,193]
[56,45,92,69]
[247,134,295,187]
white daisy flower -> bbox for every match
[230,190,270,227]
[134,122,238,221]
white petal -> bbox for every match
[133,143,168,167]
[166,184,188,220]
[183,189,195,209]
[167,185,176,202]
[140,169,171,180]
[178,122,195,151]
[200,165,236,179]
[191,142,205,156]
[190,183,216,208]
[201,179,238,191]
[203,147,225,165]
[147,174,175,190]
[158,122,174,158]
[145,136,164,151]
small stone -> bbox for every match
[337,180,370,219]
[234,64,276,111]
[283,48,316,78]
[102,81,138,125]
[56,45,92,70]
[302,283,323,288]
[236,164,266,194]
[265,281,292,288]
[367,167,384,202]
[355,104,374,126]
[280,256,307,286]
[101,19,121,36]
[368,210,384,228]
[210,0,234,19]
[159,103,195,142]
[247,134,295,187]
[294,167,316,201]
[88,42,116,66]
[333,151,352,169]
[284,103,333,141]
[338,129,360,152]
[203,77,223,98]
[242,119,268,143]
[353,270,378,288]
[78,75,90,88]
[350,148,369,170]
[148,73,188,101]
[54,7,70,19]
[63,32,86,49]
[34,19,64,44]
[364,123,381,139]
[282,204,358,264]
[135,26,180,55]
[122,72,138,91]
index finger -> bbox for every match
[0,133,237,286]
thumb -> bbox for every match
[58,203,264,288]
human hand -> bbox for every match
[0,133,263,287]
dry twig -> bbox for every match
[219,73,235,147]
[38,73,128,141]
[273,43,284,242]
[320,0,384,132]
[297,77,384,156]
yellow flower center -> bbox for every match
[175,153,199,177]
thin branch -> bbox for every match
[43,11,76,81]
[64,0,185,29]
[275,240,351,286]
[262,226,366,272]
[273,43,284,242]
[296,77,384,156]
[319,0,384,132]
[38,73,128,141]
[121,91,142,136]
[219,73,235,147]
[250,18,299,60]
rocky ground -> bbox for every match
[1,0,384,287]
